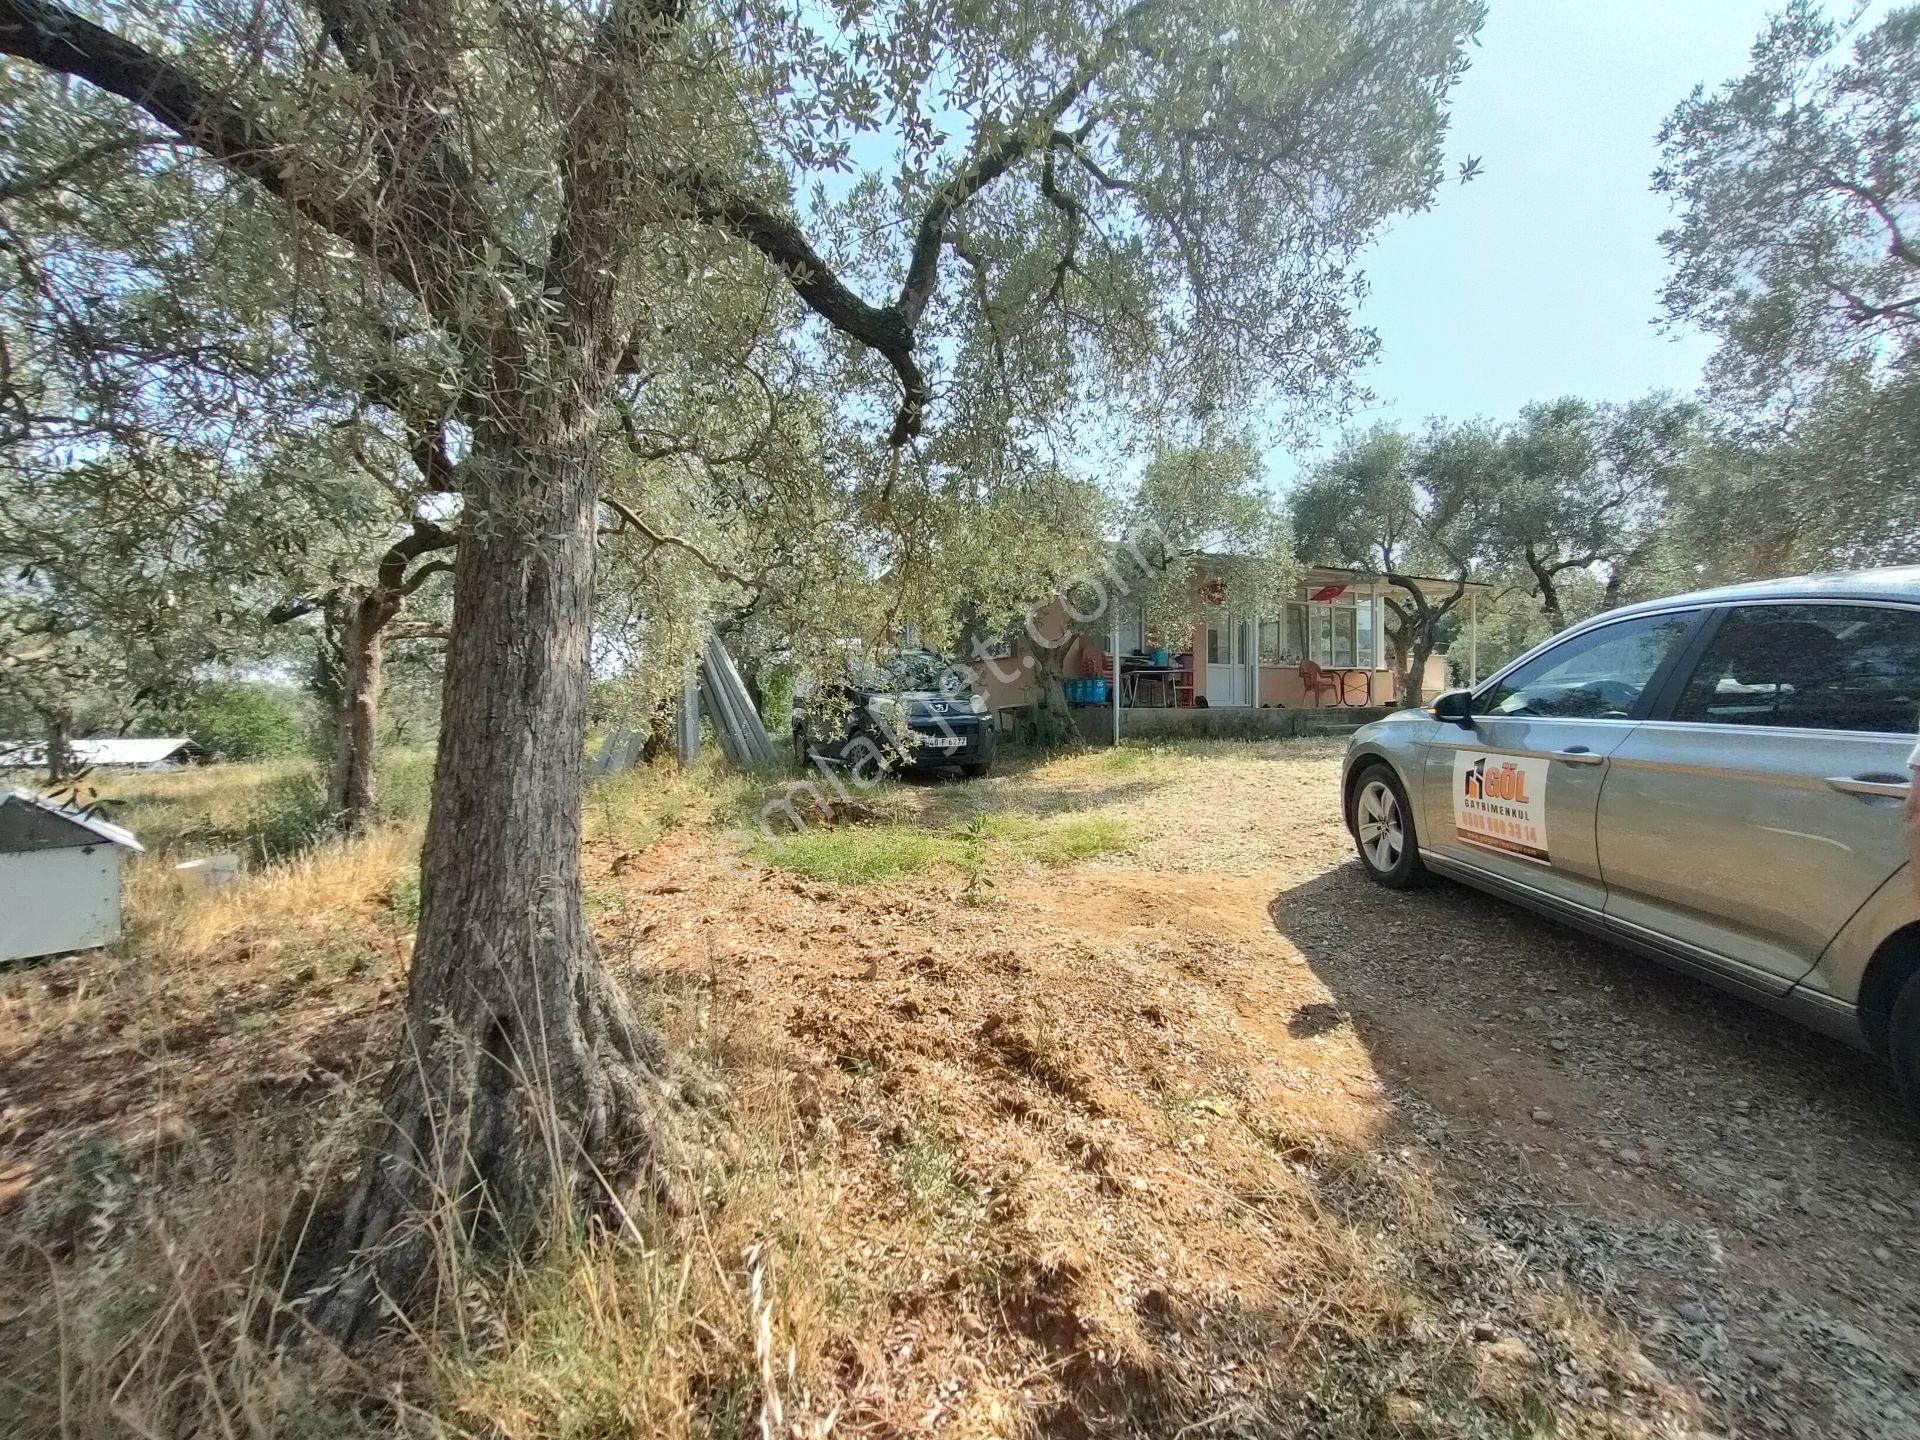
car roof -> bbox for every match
[1601,565,1920,621]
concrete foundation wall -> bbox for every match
[1068,704,1398,744]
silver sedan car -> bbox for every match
[1342,567,1920,1112]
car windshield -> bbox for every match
[1476,613,1694,720]
[853,650,958,692]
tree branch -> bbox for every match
[671,0,1160,445]
[543,0,690,376]
[410,431,460,492]
[1823,169,1920,270]
[399,557,455,596]
[268,594,326,625]
[599,495,752,587]
[0,131,164,204]
[672,172,926,443]
[892,1,1157,325]
[0,0,418,299]
[376,518,459,595]
[1038,148,1086,307]
[303,0,518,317]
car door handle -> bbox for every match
[1826,775,1913,799]
[1555,747,1605,765]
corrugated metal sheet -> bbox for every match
[0,737,204,769]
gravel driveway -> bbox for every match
[1060,739,1920,1438]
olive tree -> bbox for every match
[1292,423,1489,704]
[0,62,469,820]
[0,440,364,773]
[1,0,1484,1341]
[1488,394,1698,629]
[1656,1,1920,411]
[1654,0,1920,575]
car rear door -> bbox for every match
[1421,609,1702,920]
[1595,601,1920,995]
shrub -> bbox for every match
[186,683,307,760]
[249,768,333,862]
[376,746,437,823]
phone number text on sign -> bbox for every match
[1452,751,1551,864]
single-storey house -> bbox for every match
[970,563,1494,724]
[0,737,207,771]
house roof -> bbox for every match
[0,737,204,768]
[0,789,144,853]
[1305,564,1498,594]
[1192,555,1497,593]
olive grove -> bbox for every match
[0,0,1484,1341]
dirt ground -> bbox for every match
[630,738,1920,1436]
[4,739,1917,1437]
[1113,741,1920,1439]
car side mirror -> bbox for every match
[1429,689,1475,728]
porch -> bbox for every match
[1091,566,1492,713]
[967,564,1492,745]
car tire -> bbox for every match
[1887,971,1920,1121]
[1348,762,1429,889]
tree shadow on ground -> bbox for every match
[1265,859,1920,1440]
[1264,862,1900,1140]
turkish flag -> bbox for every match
[1309,583,1348,602]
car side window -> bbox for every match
[1475,612,1696,720]
[1671,603,1920,734]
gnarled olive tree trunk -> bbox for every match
[294,519,455,832]
[303,429,682,1345]
[321,591,390,828]
[1392,638,1435,708]
[42,706,73,782]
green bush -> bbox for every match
[376,746,437,823]
[186,684,307,760]
[249,769,333,862]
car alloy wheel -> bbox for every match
[1356,778,1404,872]
[1350,762,1428,889]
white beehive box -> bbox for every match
[0,789,144,963]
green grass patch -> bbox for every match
[753,809,1130,886]
[1092,744,1169,776]
[1019,814,1130,864]
[756,823,955,884]
[976,812,1130,866]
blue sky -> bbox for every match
[1277,0,1788,479]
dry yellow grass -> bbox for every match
[0,750,1702,1440]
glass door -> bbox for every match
[1205,616,1253,706]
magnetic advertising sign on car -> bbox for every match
[1452,751,1551,864]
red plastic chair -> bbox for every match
[1298,659,1339,707]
